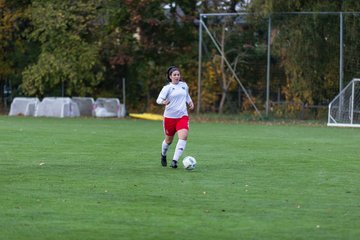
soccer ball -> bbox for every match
[182,156,196,170]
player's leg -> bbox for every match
[161,118,176,167]
[170,116,189,168]
[162,135,173,153]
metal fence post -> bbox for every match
[197,14,203,114]
[266,15,272,118]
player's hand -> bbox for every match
[188,101,194,110]
[162,100,170,105]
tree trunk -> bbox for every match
[219,90,227,114]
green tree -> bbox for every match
[0,2,20,86]
[118,0,200,112]
[0,0,33,106]
[0,0,14,79]
[22,0,104,97]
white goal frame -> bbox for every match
[328,78,360,127]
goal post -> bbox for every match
[328,78,360,127]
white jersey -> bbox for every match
[156,81,192,118]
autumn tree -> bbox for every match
[199,1,262,113]
[248,0,360,106]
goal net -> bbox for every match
[94,98,125,118]
[328,78,360,127]
[72,97,95,117]
[9,97,40,116]
[35,97,80,118]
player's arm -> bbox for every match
[156,86,170,105]
[187,100,194,110]
[186,85,194,110]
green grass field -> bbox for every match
[0,116,359,240]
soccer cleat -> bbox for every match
[161,154,167,167]
[170,160,178,169]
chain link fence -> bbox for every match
[198,12,360,120]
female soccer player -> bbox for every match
[156,66,194,168]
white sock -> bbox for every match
[161,140,170,156]
[173,139,187,162]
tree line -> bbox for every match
[1,0,360,114]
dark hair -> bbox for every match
[167,66,180,82]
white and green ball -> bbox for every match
[182,156,196,170]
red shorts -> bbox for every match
[163,116,189,137]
